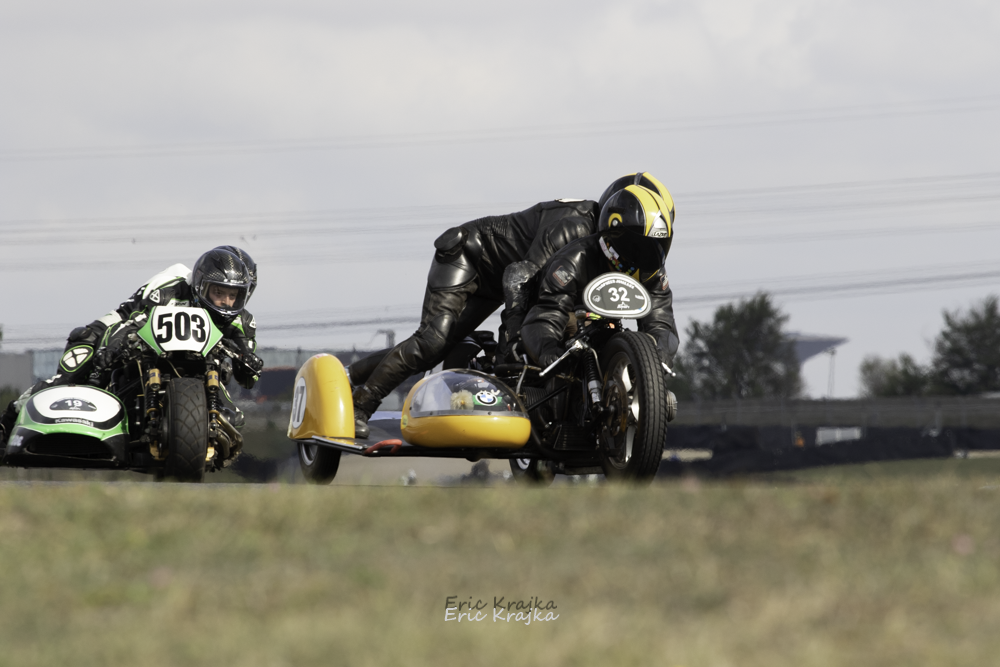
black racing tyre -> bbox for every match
[162,378,209,483]
[598,331,668,484]
[509,457,555,486]
[298,443,342,484]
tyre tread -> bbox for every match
[601,330,668,483]
[299,444,341,484]
[164,378,208,482]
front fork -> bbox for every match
[206,368,243,468]
[145,368,164,460]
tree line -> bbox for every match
[859,295,1000,397]
[668,293,1000,400]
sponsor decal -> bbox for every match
[50,398,98,412]
[149,289,161,304]
[247,315,256,330]
[8,435,23,449]
[474,390,499,406]
[55,418,95,427]
[552,265,572,288]
[659,272,669,291]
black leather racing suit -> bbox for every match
[351,199,600,414]
[520,235,680,369]
[58,277,259,390]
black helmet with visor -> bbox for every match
[597,184,674,283]
[598,171,675,225]
[191,248,252,326]
[215,245,257,300]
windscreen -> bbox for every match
[409,371,525,417]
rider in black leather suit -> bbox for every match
[348,198,599,437]
[348,173,676,438]
[521,183,680,371]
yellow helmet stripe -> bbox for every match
[640,172,675,218]
[625,184,672,237]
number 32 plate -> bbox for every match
[583,273,653,319]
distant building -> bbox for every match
[787,333,848,364]
[0,349,63,391]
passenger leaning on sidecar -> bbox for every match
[347,172,673,438]
[0,247,263,445]
[520,183,680,373]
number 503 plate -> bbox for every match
[140,306,222,355]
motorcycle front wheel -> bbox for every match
[599,331,668,484]
[298,442,341,484]
[161,377,209,482]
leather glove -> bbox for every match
[218,357,234,385]
[241,352,264,375]
[504,339,526,364]
[658,348,676,375]
[94,323,138,371]
[537,346,564,370]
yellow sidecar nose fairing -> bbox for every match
[401,370,531,448]
[287,354,355,440]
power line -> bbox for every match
[2,170,999,252]
[0,219,996,273]
[2,95,999,163]
[4,262,996,346]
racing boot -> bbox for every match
[0,400,17,447]
[351,385,381,439]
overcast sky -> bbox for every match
[2,0,999,397]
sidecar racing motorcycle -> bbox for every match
[2,305,252,482]
[289,272,677,486]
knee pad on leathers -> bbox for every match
[427,225,483,291]
[58,326,102,377]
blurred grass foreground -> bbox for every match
[2,463,1000,667]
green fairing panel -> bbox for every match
[205,323,224,356]
[137,316,164,355]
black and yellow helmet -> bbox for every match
[598,184,674,279]
[598,172,675,225]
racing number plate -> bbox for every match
[150,306,213,353]
[583,272,653,319]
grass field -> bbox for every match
[1,459,999,666]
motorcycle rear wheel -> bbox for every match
[162,377,209,482]
[299,443,341,484]
[599,331,668,484]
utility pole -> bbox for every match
[827,347,837,398]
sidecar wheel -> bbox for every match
[509,457,555,486]
[162,378,208,483]
[298,442,341,484]
[599,331,668,484]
